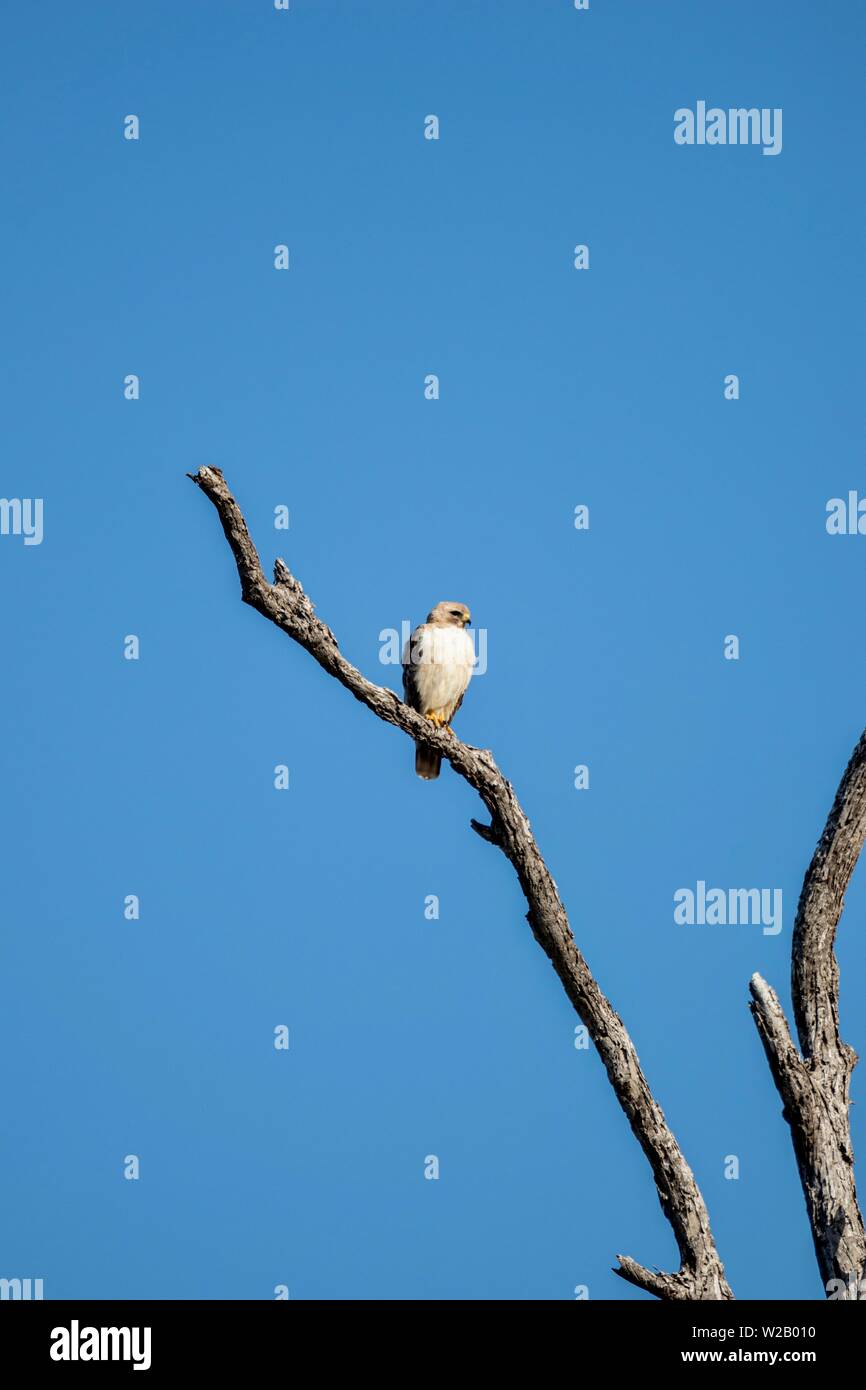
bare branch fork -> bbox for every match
[190,465,732,1300]
[750,732,866,1298]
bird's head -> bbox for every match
[428,601,472,628]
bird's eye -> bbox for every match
[450,609,462,617]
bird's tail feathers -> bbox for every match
[415,744,441,780]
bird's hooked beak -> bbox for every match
[463,611,472,627]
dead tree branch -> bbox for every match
[750,731,866,1297]
[189,465,732,1300]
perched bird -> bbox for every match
[402,601,474,779]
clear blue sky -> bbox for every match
[1,1,864,1301]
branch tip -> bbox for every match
[470,818,503,846]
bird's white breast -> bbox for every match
[405,623,475,717]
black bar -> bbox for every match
[1,1298,860,1375]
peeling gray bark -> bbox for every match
[190,465,733,1300]
[750,731,866,1298]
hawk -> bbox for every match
[402,601,474,779]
